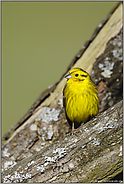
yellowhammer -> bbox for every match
[63,68,99,131]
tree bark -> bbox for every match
[2,100,123,183]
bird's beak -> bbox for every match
[65,74,72,79]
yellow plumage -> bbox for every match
[63,68,99,131]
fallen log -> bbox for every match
[2,100,123,183]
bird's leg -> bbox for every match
[72,122,75,132]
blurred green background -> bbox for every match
[1,1,118,136]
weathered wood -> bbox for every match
[1,2,123,183]
[2,100,123,183]
[92,28,123,113]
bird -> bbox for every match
[63,67,99,132]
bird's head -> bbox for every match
[65,68,90,83]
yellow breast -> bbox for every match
[64,80,99,124]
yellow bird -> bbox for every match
[63,68,99,131]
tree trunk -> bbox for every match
[2,100,123,183]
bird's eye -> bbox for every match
[75,74,79,77]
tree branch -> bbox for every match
[2,100,123,183]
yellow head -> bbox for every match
[65,68,90,84]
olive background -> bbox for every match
[1,1,118,136]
